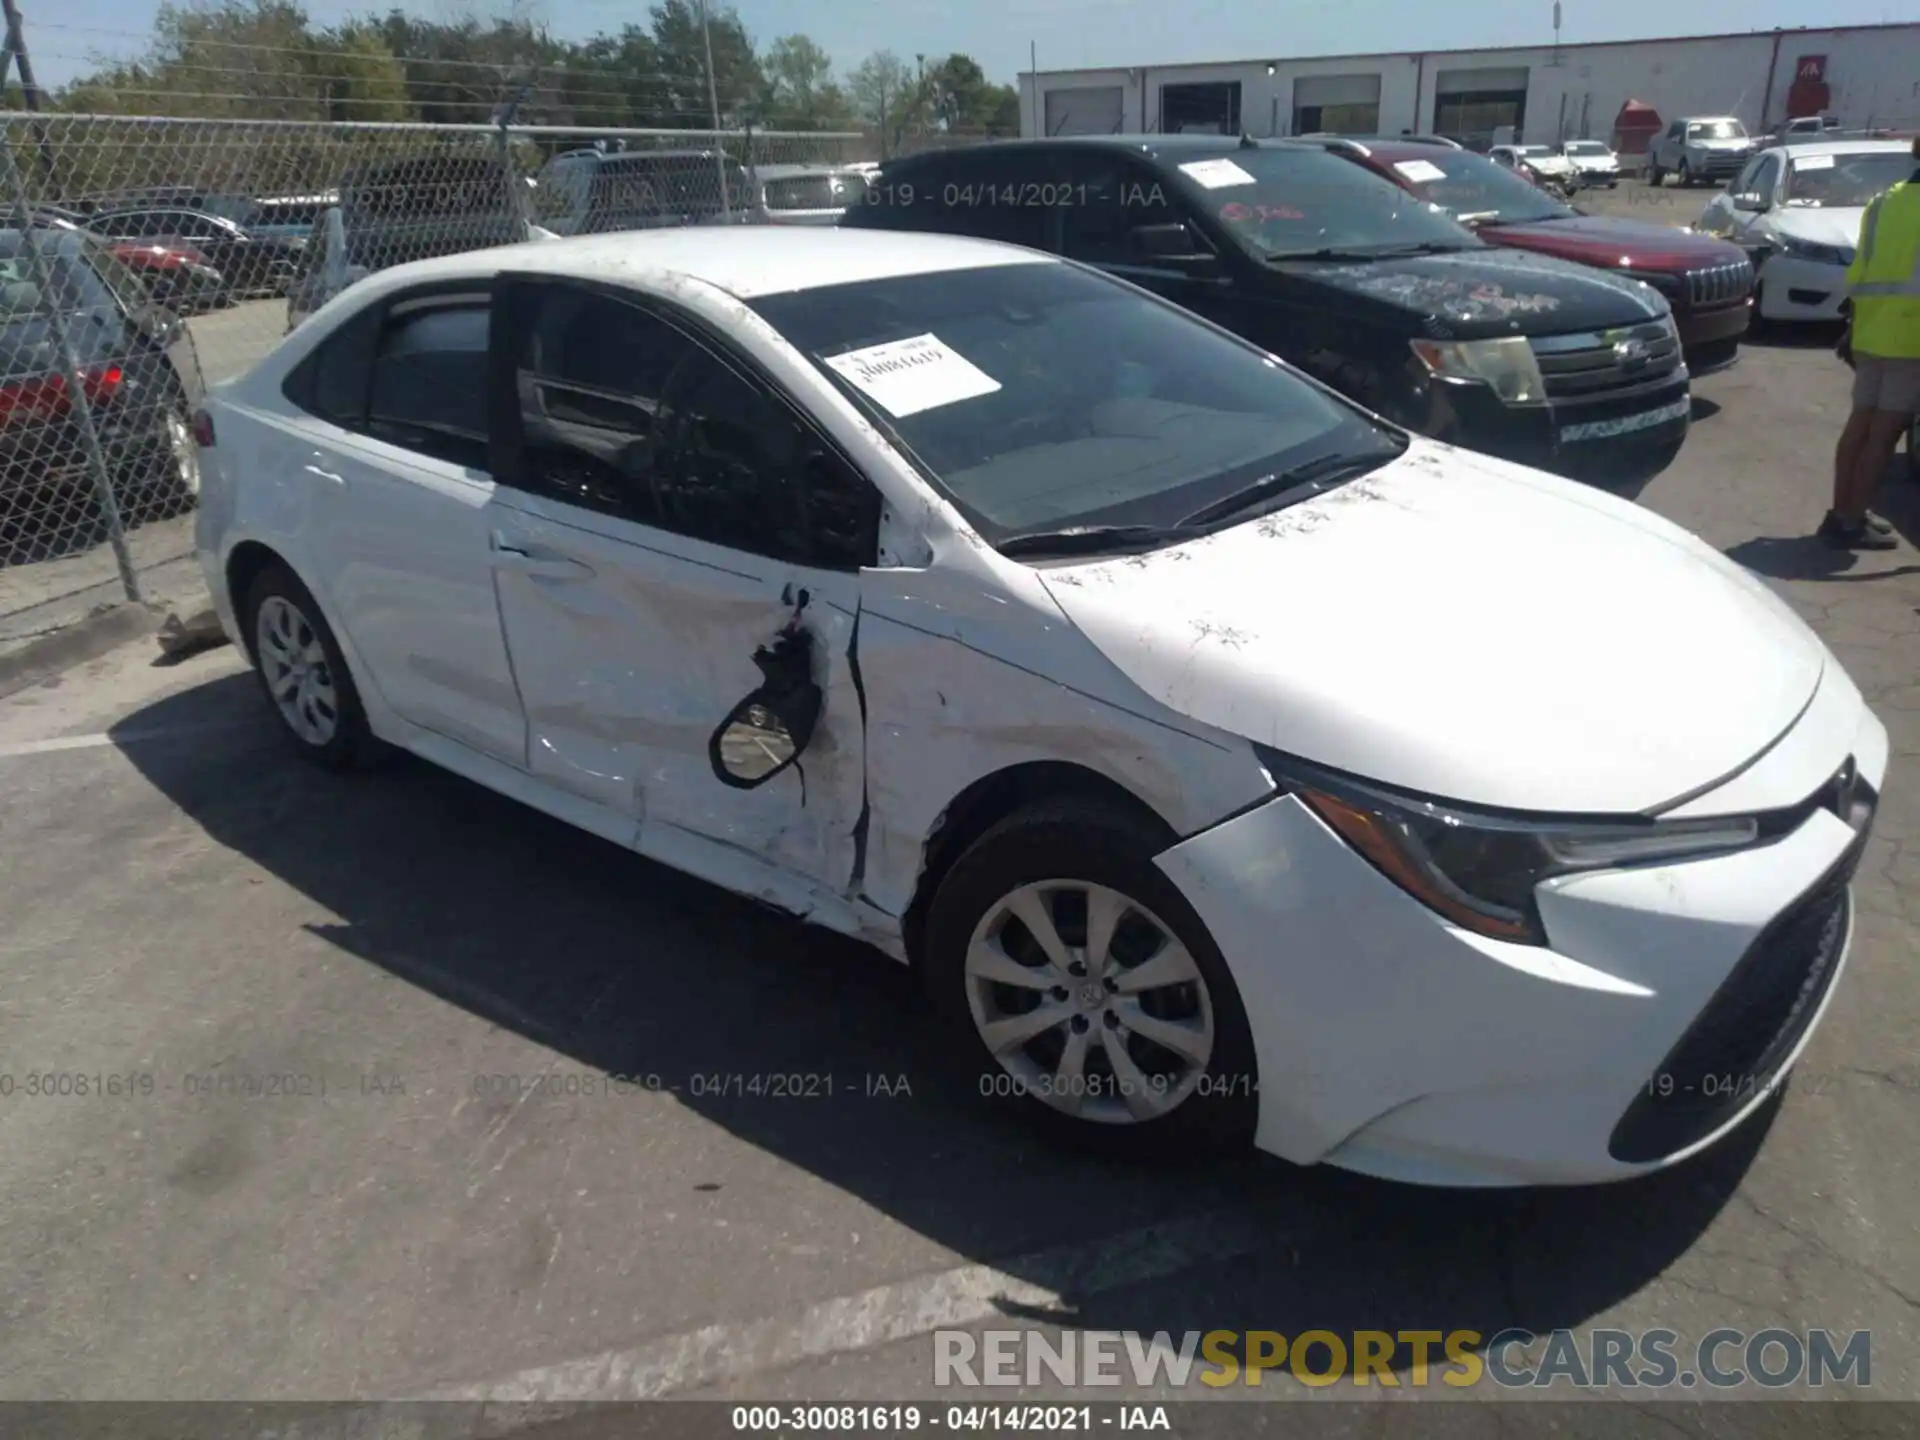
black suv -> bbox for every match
[843,136,1691,474]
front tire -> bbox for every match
[924,799,1258,1160]
[243,564,378,771]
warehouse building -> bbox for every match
[1018,23,1920,153]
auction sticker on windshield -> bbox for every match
[1394,159,1448,184]
[1179,159,1257,189]
[824,333,1003,417]
[1792,154,1836,170]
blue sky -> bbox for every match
[22,0,1908,92]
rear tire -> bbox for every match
[923,799,1258,1161]
[243,563,381,772]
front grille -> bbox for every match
[1608,769,1876,1164]
[1686,258,1754,308]
[1530,321,1683,403]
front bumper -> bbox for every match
[1155,690,1887,1187]
[1676,299,1752,349]
[1421,373,1691,473]
[1685,151,1750,181]
[1757,255,1849,322]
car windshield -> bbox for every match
[748,260,1403,546]
[1172,146,1480,259]
[1783,152,1916,208]
[1378,148,1572,226]
[1565,141,1610,155]
[1689,120,1747,140]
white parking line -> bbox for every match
[419,1206,1278,1406]
[0,721,257,760]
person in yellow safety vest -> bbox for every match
[1822,136,1920,551]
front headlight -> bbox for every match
[1261,752,1763,945]
[1408,335,1545,405]
[1776,233,1854,267]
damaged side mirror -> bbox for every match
[709,625,822,789]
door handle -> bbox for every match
[490,530,595,578]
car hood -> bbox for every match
[1688,138,1754,153]
[1569,154,1619,168]
[1037,442,1826,814]
[1771,205,1864,249]
[1481,213,1748,268]
[1281,246,1669,338]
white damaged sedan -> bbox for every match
[194,227,1884,1187]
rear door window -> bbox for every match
[364,299,491,469]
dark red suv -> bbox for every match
[1305,137,1753,372]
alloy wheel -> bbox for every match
[964,880,1215,1125]
[256,594,339,746]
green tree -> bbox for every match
[760,34,851,129]
[647,0,763,127]
[847,49,923,156]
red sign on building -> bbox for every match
[1786,55,1831,118]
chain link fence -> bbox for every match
[0,112,861,641]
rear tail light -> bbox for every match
[0,363,124,429]
[191,407,216,447]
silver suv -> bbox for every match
[1649,116,1757,188]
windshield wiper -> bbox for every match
[996,523,1201,559]
[1266,246,1386,261]
[1176,451,1396,530]
[1363,240,1479,256]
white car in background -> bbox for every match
[195,226,1882,1188]
[1489,144,1575,183]
[1557,139,1621,187]
[1698,138,1915,322]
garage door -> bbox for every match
[1043,86,1125,136]
[1292,73,1382,107]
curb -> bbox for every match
[0,602,170,701]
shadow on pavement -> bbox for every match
[1729,452,1920,580]
[1743,321,1846,352]
[109,671,1768,1377]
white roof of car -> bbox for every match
[349,225,1054,301]
[1771,138,1915,160]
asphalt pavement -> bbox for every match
[2,208,1920,1413]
